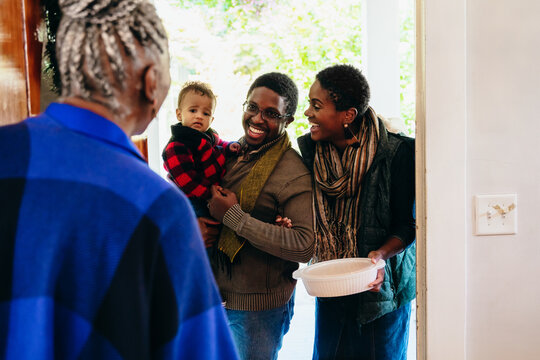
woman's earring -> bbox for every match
[344,123,361,145]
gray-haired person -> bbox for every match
[0,0,238,359]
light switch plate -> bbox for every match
[474,194,517,235]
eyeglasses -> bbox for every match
[242,102,290,122]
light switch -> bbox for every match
[474,194,517,235]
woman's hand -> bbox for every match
[366,236,406,292]
[367,250,386,292]
[208,185,239,222]
[275,215,293,228]
[198,217,221,248]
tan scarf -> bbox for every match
[218,134,292,262]
[312,107,380,262]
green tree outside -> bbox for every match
[155,0,414,142]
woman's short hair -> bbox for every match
[247,72,298,117]
[316,64,370,117]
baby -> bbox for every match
[162,81,240,219]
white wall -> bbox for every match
[424,0,540,358]
[466,0,540,358]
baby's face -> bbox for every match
[177,91,215,132]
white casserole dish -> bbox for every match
[292,258,386,297]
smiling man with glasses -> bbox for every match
[198,72,315,360]
[240,84,294,149]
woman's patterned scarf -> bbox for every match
[312,107,379,262]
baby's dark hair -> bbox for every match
[177,81,216,110]
[247,72,298,117]
[316,64,370,117]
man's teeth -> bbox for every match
[250,126,264,134]
[310,123,320,128]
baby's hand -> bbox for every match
[275,215,292,228]
[228,142,241,153]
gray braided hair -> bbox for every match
[56,0,168,108]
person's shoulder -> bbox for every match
[1,112,59,140]
[274,147,311,178]
[296,133,316,169]
[122,166,198,230]
[0,118,31,145]
[297,132,313,146]
[388,132,414,146]
[144,180,196,226]
[283,147,308,165]
[383,132,415,172]
[265,147,312,196]
[206,127,220,141]
[73,141,186,216]
[109,158,173,200]
[164,138,189,149]
[0,119,34,177]
[387,132,415,158]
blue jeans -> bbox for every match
[313,297,411,360]
[226,293,295,360]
